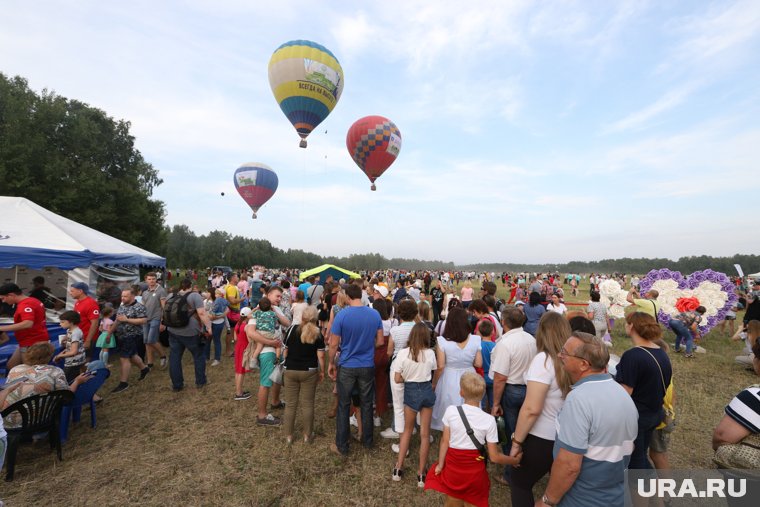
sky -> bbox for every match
[2,0,759,265]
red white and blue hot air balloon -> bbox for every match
[233,163,278,219]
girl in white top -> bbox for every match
[545,294,567,315]
[290,290,308,326]
[382,299,417,439]
[392,323,438,486]
[508,312,573,507]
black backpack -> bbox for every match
[163,293,191,328]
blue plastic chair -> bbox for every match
[59,368,110,441]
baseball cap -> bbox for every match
[71,282,90,293]
[374,285,389,298]
[515,300,526,306]
[0,283,21,296]
[240,307,253,317]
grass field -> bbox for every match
[3,280,756,506]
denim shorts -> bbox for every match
[404,381,435,411]
[143,318,161,344]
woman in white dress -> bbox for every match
[431,307,483,431]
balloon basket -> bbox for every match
[370,183,376,191]
[252,212,258,219]
[299,139,307,148]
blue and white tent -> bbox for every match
[0,196,165,269]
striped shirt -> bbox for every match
[554,373,638,507]
[725,386,760,433]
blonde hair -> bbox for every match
[300,306,320,345]
[460,372,485,400]
[463,280,472,289]
[535,312,573,397]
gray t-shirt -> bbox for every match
[166,291,205,337]
[142,285,167,321]
[308,285,324,306]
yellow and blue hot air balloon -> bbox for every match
[268,40,344,148]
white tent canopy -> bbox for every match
[0,196,165,269]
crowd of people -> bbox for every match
[1,268,759,506]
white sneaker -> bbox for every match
[380,427,400,439]
[429,435,434,443]
[350,415,358,428]
[211,360,220,367]
[391,443,410,456]
[373,416,382,427]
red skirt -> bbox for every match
[424,448,490,507]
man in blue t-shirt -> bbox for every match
[328,283,382,456]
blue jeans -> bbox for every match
[630,409,664,469]
[501,384,527,482]
[204,322,225,361]
[168,332,207,389]
[669,319,693,354]
[336,366,375,454]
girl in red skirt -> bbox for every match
[425,372,521,507]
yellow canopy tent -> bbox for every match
[298,264,361,282]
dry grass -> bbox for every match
[2,280,755,506]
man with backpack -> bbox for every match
[164,278,212,391]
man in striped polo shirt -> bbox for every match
[537,332,638,507]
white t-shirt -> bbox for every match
[392,347,437,382]
[546,303,567,315]
[291,302,307,325]
[525,352,564,440]
[442,404,499,450]
[489,328,537,384]
[390,321,414,356]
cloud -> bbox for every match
[602,82,701,133]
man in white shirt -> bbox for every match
[490,306,537,439]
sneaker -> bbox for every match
[350,415,358,428]
[429,435,434,443]
[256,413,281,426]
[159,356,167,368]
[234,391,252,401]
[111,382,129,394]
[417,473,426,488]
[392,467,403,482]
[147,363,154,369]
[373,416,382,427]
[271,401,286,410]
[391,443,410,457]
[684,353,694,358]
[211,360,221,367]
[381,427,400,439]
[138,367,150,381]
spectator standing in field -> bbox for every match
[383,299,418,440]
[0,283,50,370]
[109,288,151,393]
[53,310,87,382]
[70,282,100,358]
[627,287,660,318]
[586,291,609,340]
[535,332,638,507]
[430,279,445,325]
[282,306,325,444]
[166,278,212,392]
[460,281,474,309]
[142,272,167,369]
[508,312,572,506]
[290,290,308,325]
[523,291,546,337]
[431,308,483,431]
[616,312,671,470]
[546,294,567,316]
[668,306,706,358]
[206,288,229,366]
[328,283,383,456]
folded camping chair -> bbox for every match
[1,389,74,481]
[59,367,110,441]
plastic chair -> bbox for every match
[1,389,74,481]
[59,368,110,441]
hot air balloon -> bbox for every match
[346,115,401,191]
[268,40,344,148]
[233,163,278,219]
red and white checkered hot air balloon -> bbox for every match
[346,115,401,191]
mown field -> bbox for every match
[2,280,755,506]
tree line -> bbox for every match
[0,73,166,253]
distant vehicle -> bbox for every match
[212,266,233,277]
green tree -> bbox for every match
[0,74,166,253]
